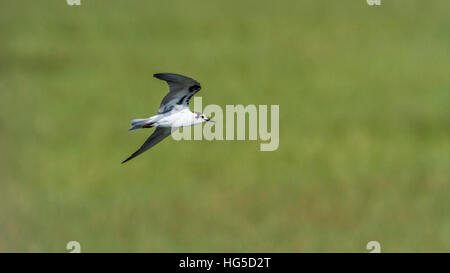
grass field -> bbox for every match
[1,0,449,252]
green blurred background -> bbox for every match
[1,0,449,252]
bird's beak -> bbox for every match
[206,118,215,123]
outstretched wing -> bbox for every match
[122,127,172,163]
[154,73,202,114]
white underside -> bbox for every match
[129,105,204,131]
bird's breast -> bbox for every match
[155,110,193,128]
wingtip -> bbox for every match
[153,73,164,79]
[121,152,138,164]
[121,157,132,164]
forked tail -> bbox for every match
[128,118,153,131]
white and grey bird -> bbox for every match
[122,73,214,163]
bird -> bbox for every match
[122,73,214,164]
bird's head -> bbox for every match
[194,112,215,124]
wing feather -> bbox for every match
[121,127,172,163]
[154,73,202,113]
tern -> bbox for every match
[122,73,214,163]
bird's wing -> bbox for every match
[122,127,172,163]
[154,73,202,114]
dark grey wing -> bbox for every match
[154,73,202,114]
[121,127,172,163]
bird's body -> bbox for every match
[122,73,213,163]
[128,105,204,131]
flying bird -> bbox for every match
[122,73,214,163]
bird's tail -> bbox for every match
[128,118,153,131]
